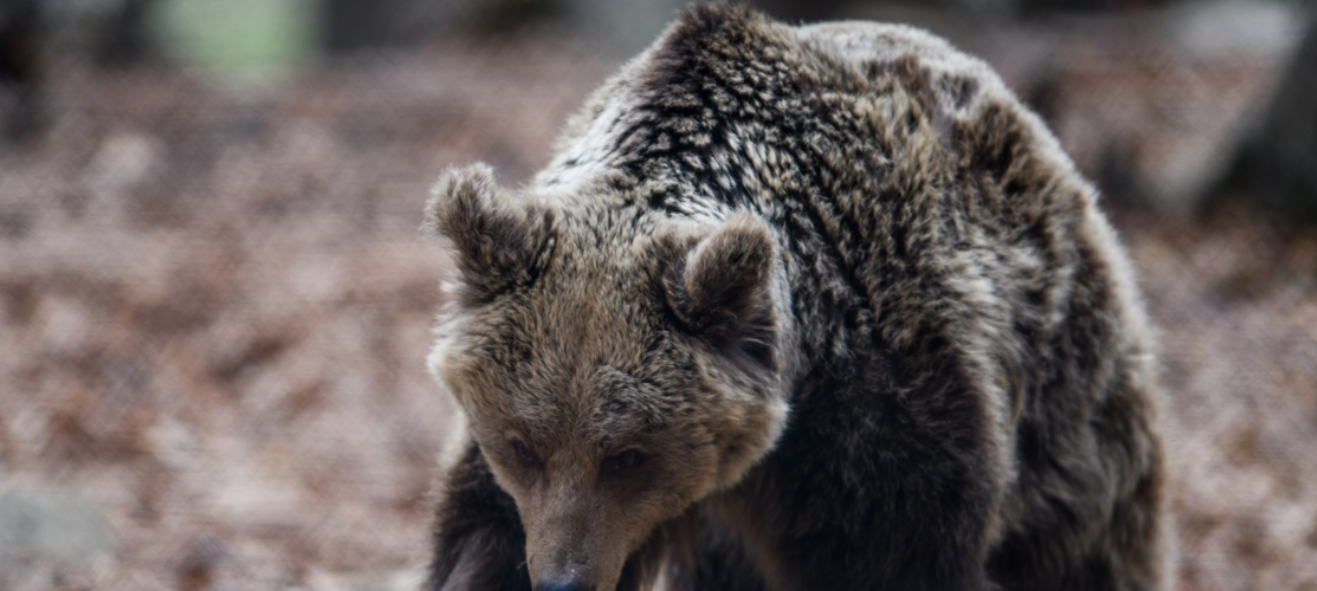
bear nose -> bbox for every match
[535,581,594,591]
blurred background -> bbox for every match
[1,0,1315,589]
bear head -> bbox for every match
[423,164,792,591]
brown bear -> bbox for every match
[420,5,1172,591]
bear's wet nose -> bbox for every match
[534,581,593,591]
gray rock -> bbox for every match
[0,482,116,568]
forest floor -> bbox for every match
[1,31,1315,591]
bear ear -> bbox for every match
[423,164,556,304]
[662,212,778,369]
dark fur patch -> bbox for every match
[426,443,530,591]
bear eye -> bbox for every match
[509,439,541,468]
[602,449,646,474]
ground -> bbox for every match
[0,33,1315,591]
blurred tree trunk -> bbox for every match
[1016,0,1170,15]
[1205,17,1317,223]
[0,0,43,142]
[91,0,156,68]
[321,0,418,53]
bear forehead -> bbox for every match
[449,265,700,432]
[457,342,699,448]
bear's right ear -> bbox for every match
[423,164,556,304]
[658,212,779,370]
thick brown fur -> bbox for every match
[421,5,1172,591]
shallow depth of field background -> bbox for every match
[1,0,1315,590]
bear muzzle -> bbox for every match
[534,580,595,591]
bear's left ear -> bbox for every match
[661,212,778,369]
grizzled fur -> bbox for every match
[422,5,1171,591]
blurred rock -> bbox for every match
[305,566,426,591]
[0,482,116,568]
[1204,14,1317,224]
[1163,0,1306,59]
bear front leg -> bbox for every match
[426,437,531,591]
[734,348,1005,591]
[688,526,769,591]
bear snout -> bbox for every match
[534,580,594,591]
